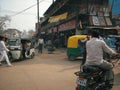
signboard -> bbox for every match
[48,12,68,23]
[58,20,76,31]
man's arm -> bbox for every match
[102,40,116,55]
[1,41,9,52]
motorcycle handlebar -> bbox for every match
[110,53,120,59]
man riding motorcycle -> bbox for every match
[84,30,117,89]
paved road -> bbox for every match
[0,49,120,90]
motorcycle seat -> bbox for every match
[83,65,102,73]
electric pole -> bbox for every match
[37,0,39,24]
[37,0,41,36]
[53,0,54,3]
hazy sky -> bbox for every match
[0,0,52,32]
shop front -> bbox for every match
[57,20,76,47]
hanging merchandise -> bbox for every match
[105,17,112,26]
[92,16,100,26]
[89,16,93,25]
[98,16,106,26]
[79,21,83,29]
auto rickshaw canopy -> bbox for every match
[67,35,87,48]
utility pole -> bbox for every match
[37,0,39,24]
[52,0,54,3]
[37,0,41,36]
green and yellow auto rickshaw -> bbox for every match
[67,35,87,61]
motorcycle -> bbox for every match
[74,54,120,90]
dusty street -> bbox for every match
[0,49,120,90]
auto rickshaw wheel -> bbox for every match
[9,55,14,62]
[68,55,75,61]
[8,52,14,62]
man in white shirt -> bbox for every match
[38,37,44,54]
[85,31,116,88]
[0,36,12,66]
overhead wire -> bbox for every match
[9,0,46,18]
[0,10,36,16]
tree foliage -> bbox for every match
[0,15,11,33]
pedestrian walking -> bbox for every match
[38,37,44,54]
[0,36,12,66]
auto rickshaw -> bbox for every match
[108,35,120,53]
[6,38,35,61]
[67,35,87,61]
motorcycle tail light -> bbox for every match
[76,84,80,88]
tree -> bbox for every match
[0,15,11,33]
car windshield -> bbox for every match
[6,39,20,46]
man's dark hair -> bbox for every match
[91,30,99,38]
[0,35,7,41]
[0,36,4,40]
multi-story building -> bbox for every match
[40,0,118,47]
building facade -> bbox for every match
[40,0,118,47]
